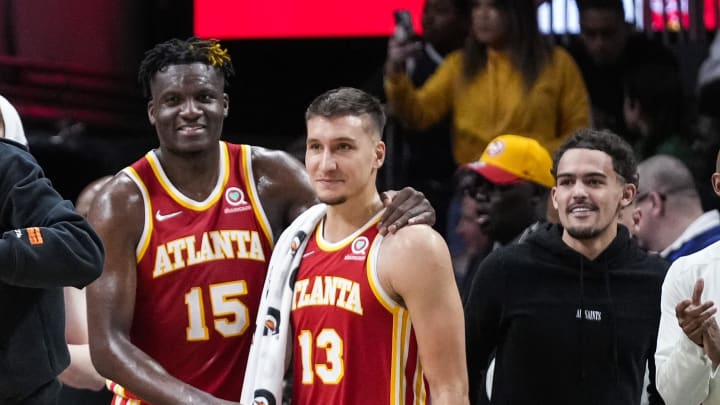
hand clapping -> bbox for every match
[675,279,717,350]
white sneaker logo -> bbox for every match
[155,210,182,222]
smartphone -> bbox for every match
[393,9,415,41]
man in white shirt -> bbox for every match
[655,150,720,405]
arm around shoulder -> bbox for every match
[0,146,103,288]
[378,225,469,404]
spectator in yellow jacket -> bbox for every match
[385,0,590,164]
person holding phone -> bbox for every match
[365,0,469,247]
[385,0,590,165]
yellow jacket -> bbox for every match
[385,47,590,164]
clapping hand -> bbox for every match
[675,278,716,347]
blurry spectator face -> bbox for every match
[471,0,508,48]
[631,187,672,252]
[456,195,492,256]
[423,0,467,52]
[693,116,720,159]
[580,8,627,66]
[467,176,538,244]
[552,148,630,241]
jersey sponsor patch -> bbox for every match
[344,236,369,261]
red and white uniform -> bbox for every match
[291,210,427,405]
[108,142,273,404]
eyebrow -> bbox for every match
[306,136,358,143]
[556,172,608,179]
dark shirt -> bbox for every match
[465,223,668,405]
[0,139,104,402]
[566,33,678,135]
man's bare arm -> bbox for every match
[378,225,469,405]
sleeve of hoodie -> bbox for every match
[464,248,506,405]
[655,255,719,405]
[0,144,104,288]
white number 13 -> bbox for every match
[184,281,249,341]
[298,328,345,385]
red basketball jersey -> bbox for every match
[109,142,273,404]
[291,210,428,405]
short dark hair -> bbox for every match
[552,128,638,186]
[138,37,235,99]
[577,0,625,18]
[305,87,386,136]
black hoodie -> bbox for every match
[464,223,668,405]
[0,139,104,401]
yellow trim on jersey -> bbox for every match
[366,234,400,313]
[315,208,385,252]
[365,234,421,405]
[413,361,427,405]
[146,142,230,211]
[392,308,412,405]
[108,380,141,405]
[121,167,153,262]
[240,144,274,248]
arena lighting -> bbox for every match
[194,0,424,39]
[194,0,717,39]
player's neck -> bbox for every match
[156,143,221,200]
[323,191,383,243]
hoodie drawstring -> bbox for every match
[602,260,619,384]
[578,256,586,384]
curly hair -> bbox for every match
[552,128,638,186]
[137,37,235,99]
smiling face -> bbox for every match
[305,114,385,206]
[147,62,229,155]
[552,148,634,244]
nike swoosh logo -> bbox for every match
[155,210,183,222]
[302,251,315,258]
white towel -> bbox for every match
[241,203,327,405]
[0,95,28,146]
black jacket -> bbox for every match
[0,139,104,400]
[465,223,668,405]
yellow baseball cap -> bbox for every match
[464,134,555,188]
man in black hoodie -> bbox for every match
[464,128,669,404]
[0,136,105,401]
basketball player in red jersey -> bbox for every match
[290,87,468,404]
[85,38,434,405]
